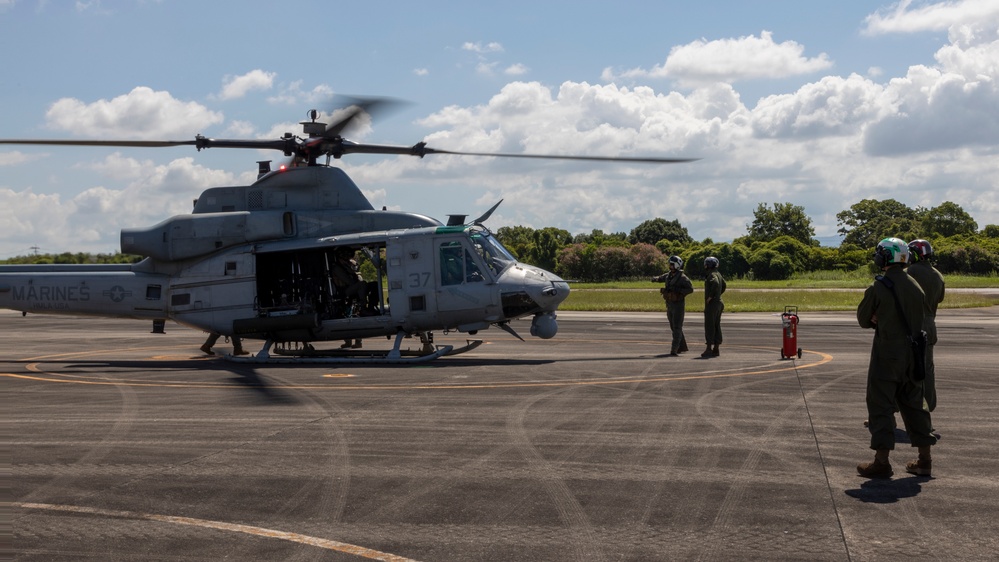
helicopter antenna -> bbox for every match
[471,199,503,226]
[300,109,326,138]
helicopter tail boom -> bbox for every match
[0,265,168,320]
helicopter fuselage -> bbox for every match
[0,167,570,347]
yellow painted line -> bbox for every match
[2,347,833,390]
[19,344,197,362]
[15,502,417,562]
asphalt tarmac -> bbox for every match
[5,307,999,561]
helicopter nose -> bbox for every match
[496,263,571,332]
[536,277,570,311]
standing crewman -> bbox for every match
[652,255,694,356]
[907,239,945,413]
[856,237,936,478]
[701,256,726,357]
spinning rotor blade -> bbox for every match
[321,96,407,139]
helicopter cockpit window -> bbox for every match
[469,229,515,275]
[439,241,486,286]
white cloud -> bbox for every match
[414,68,429,77]
[605,31,833,86]
[504,63,529,76]
[0,151,45,166]
[266,80,335,106]
[462,41,504,54]
[44,87,223,139]
[476,61,500,76]
[863,64,999,155]
[863,0,999,37]
[752,74,888,139]
[0,154,240,255]
[219,69,276,100]
[353,43,999,242]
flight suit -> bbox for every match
[703,269,726,348]
[653,269,694,354]
[907,260,945,411]
[857,265,936,452]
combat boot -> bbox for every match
[700,345,713,358]
[857,449,893,478]
[711,344,720,356]
[200,344,214,356]
[906,446,932,476]
[905,458,931,476]
[233,344,248,356]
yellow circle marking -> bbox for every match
[16,502,417,561]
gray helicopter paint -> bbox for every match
[0,270,168,318]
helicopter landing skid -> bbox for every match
[224,333,482,364]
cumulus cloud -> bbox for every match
[0,151,45,167]
[504,63,529,76]
[863,0,999,37]
[7,4,999,255]
[0,154,241,255]
[462,41,504,54]
[863,64,999,155]
[604,31,833,86]
[45,87,223,139]
[353,42,998,243]
[752,74,888,139]
[266,80,335,106]
[218,69,276,100]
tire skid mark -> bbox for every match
[506,385,604,562]
[268,371,353,531]
[20,370,139,505]
[15,502,417,562]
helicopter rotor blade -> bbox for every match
[0,136,298,155]
[0,139,199,148]
[333,140,699,164]
[421,148,700,164]
[1,137,698,164]
[322,96,407,140]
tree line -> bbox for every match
[496,199,999,281]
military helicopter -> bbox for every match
[0,97,695,363]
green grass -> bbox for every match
[563,272,999,312]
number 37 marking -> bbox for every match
[408,272,431,288]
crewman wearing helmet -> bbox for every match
[856,237,936,478]
[906,239,945,413]
[652,255,694,356]
[701,256,726,358]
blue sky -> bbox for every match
[1,0,997,257]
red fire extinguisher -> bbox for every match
[781,306,802,359]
